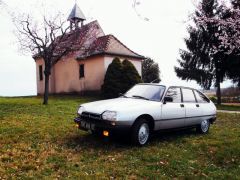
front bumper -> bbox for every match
[74,116,131,134]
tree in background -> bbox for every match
[102,58,142,98]
[101,58,123,98]
[122,59,143,93]
[189,0,240,102]
[142,58,160,83]
[175,0,230,105]
[222,86,240,97]
[225,0,240,86]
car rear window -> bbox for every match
[194,90,210,103]
[182,88,196,103]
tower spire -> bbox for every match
[68,3,86,30]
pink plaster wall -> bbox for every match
[53,55,105,94]
[35,55,142,95]
[36,55,105,95]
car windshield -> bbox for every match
[124,84,166,101]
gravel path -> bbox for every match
[217,110,240,114]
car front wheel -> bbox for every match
[131,119,150,146]
[197,119,210,134]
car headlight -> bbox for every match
[77,106,85,115]
[102,111,117,121]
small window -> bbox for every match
[165,87,182,103]
[39,65,43,81]
[182,88,196,103]
[194,90,210,103]
[79,64,84,78]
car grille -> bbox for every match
[80,112,101,121]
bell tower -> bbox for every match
[68,3,86,30]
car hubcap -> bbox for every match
[201,120,209,132]
[138,123,149,145]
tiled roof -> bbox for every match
[105,35,144,59]
[33,20,104,60]
[33,20,144,60]
[58,20,104,56]
[77,34,144,59]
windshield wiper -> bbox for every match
[132,95,149,100]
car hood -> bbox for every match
[80,97,159,114]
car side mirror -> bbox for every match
[163,96,173,104]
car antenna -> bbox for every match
[150,79,160,83]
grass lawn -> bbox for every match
[0,96,240,179]
[216,104,240,111]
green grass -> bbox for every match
[0,96,240,179]
[216,104,240,111]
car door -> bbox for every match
[182,88,202,126]
[160,87,186,129]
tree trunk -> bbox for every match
[43,72,50,105]
[216,76,221,105]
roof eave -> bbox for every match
[76,52,145,61]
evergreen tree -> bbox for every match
[142,58,161,83]
[102,58,142,98]
[227,55,240,87]
[175,0,227,105]
[121,59,143,93]
[101,58,123,98]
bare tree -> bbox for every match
[13,10,101,105]
[132,0,149,21]
[0,0,6,8]
[11,9,90,104]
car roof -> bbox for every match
[138,83,199,91]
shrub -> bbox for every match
[142,58,161,83]
[101,58,142,98]
[101,58,123,98]
[121,59,143,93]
[209,96,217,103]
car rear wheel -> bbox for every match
[197,119,210,134]
[131,119,150,146]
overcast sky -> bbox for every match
[0,0,232,96]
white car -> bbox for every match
[74,84,216,145]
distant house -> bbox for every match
[34,4,144,95]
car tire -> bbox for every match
[131,119,150,146]
[196,119,210,134]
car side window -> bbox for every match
[182,88,196,103]
[165,87,182,103]
[194,90,210,103]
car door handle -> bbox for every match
[196,104,200,107]
[180,104,184,108]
